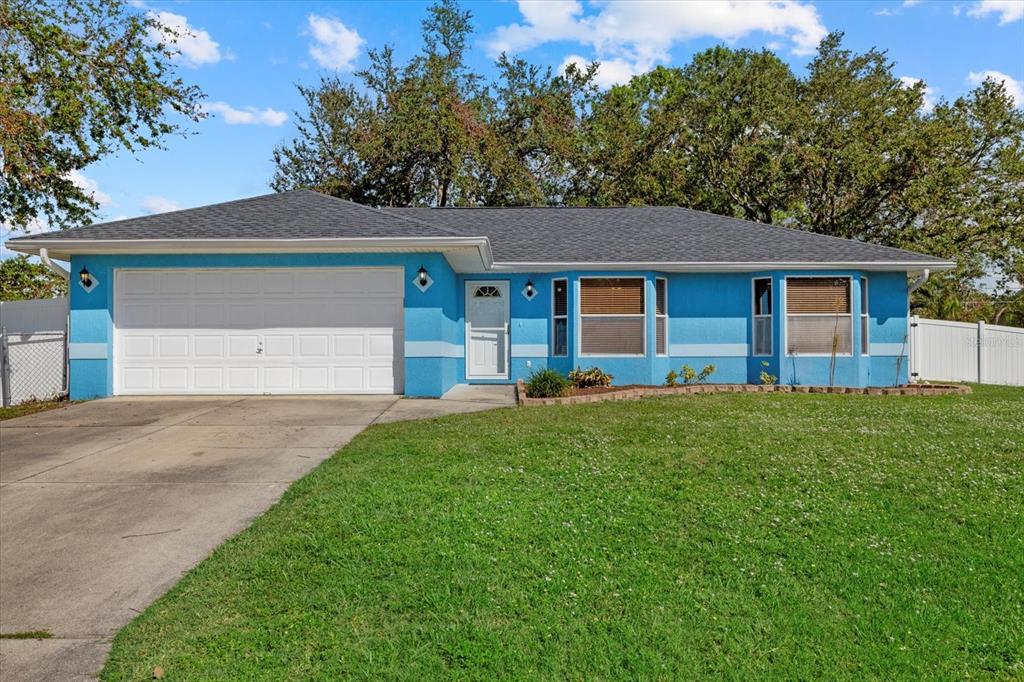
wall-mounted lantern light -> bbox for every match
[521,279,537,301]
[78,266,98,293]
[413,265,433,292]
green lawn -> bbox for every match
[103,386,1023,680]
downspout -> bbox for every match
[39,248,70,281]
[908,268,929,295]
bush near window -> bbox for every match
[680,364,716,384]
[568,366,614,389]
[525,368,571,398]
[665,370,679,387]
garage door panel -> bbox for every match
[264,366,294,391]
[160,271,192,294]
[298,335,330,357]
[333,366,364,391]
[227,367,259,391]
[123,335,155,358]
[194,367,224,390]
[228,304,261,327]
[194,336,224,358]
[116,268,403,395]
[158,367,189,391]
[158,335,189,358]
[228,335,259,357]
[123,367,155,391]
[263,335,294,357]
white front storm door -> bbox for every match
[465,281,509,380]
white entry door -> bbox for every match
[465,281,509,379]
[114,267,404,395]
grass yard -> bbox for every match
[103,386,1023,680]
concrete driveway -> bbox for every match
[0,388,513,681]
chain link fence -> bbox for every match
[1,330,68,407]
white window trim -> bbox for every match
[577,275,647,357]
[655,277,668,357]
[752,276,773,357]
[783,275,855,357]
[552,278,568,357]
[860,276,869,355]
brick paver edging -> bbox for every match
[514,380,970,406]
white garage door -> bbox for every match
[114,268,404,395]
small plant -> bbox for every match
[525,368,571,398]
[697,364,716,383]
[680,364,697,384]
[568,366,613,389]
[759,361,777,385]
[665,369,679,387]
[680,364,716,384]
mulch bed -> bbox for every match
[517,380,970,406]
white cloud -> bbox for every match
[560,54,651,89]
[307,14,364,70]
[487,0,828,76]
[67,170,113,208]
[899,76,938,112]
[967,70,1024,107]
[147,11,221,67]
[141,196,181,214]
[875,7,897,15]
[903,0,922,6]
[966,0,1024,23]
[203,101,288,126]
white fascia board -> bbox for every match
[6,237,494,272]
[488,261,955,273]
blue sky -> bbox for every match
[3,0,1022,258]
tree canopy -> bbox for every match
[0,255,67,300]
[0,0,205,230]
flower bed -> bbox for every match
[515,380,970,406]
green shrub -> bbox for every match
[525,368,571,398]
[759,361,778,385]
[680,364,716,384]
[568,366,614,389]
[665,370,679,387]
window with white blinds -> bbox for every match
[785,277,853,355]
[580,277,645,355]
[655,278,667,356]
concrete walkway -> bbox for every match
[0,387,513,681]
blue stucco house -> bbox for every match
[8,190,952,399]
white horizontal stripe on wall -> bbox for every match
[511,344,548,357]
[68,343,108,360]
[869,342,907,356]
[405,341,463,358]
[670,343,749,357]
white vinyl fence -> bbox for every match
[910,316,1024,386]
[0,298,69,406]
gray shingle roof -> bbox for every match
[16,190,454,240]
[389,206,945,264]
[9,189,946,265]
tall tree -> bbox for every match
[273,0,596,207]
[0,0,205,230]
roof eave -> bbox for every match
[488,261,955,273]
[5,237,495,272]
